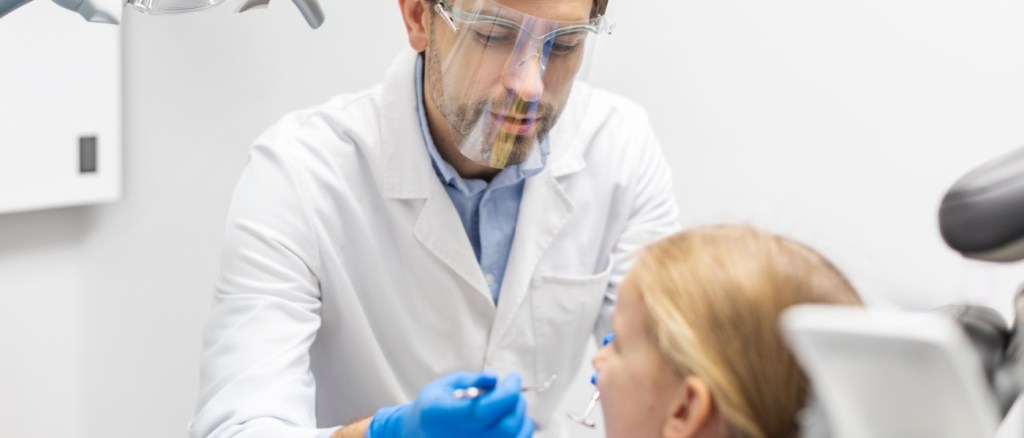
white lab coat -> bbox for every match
[190,50,679,438]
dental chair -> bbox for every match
[939,145,1024,416]
[783,146,1024,438]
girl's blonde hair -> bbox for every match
[633,225,861,438]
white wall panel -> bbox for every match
[0,1,121,214]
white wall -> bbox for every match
[0,209,88,436]
[589,0,1024,319]
[4,1,1024,437]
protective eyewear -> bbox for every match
[427,0,614,169]
[434,0,614,71]
[434,0,615,40]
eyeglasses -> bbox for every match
[434,0,615,38]
[432,0,614,73]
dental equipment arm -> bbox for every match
[0,0,118,23]
[1,0,324,28]
[235,0,323,28]
[939,144,1024,414]
[0,0,31,19]
[940,145,1024,263]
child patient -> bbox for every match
[593,225,862,438]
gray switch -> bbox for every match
[79,136,97,173]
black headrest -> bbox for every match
[939,146,1024,262]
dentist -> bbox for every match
[191,0,678,436]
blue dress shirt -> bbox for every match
[414,55,549,303]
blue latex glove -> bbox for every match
[591,333,615,385]
[367,371,534,438]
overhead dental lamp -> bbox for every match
[0,0,325,28]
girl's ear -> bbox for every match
[663,376,715,438]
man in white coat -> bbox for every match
[190,0,679,436]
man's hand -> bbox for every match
[367,371,534,438]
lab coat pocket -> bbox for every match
[530,262,613,393]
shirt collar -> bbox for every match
[414,54,548,194]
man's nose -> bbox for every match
[503,52,546,103]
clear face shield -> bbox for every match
[427,0,614,169]
[125,0,224,14]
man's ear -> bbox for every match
[398,0,430,52]
[663,376,716,438]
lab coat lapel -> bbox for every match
[379,50,434,200]
[379,50,492,304]
[413,183,492,303]
[487,83,590,347]
[489,169,573,350]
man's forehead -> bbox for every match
[480,0,592,22]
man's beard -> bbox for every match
[447,96,556,168]
[426,31,564,168]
